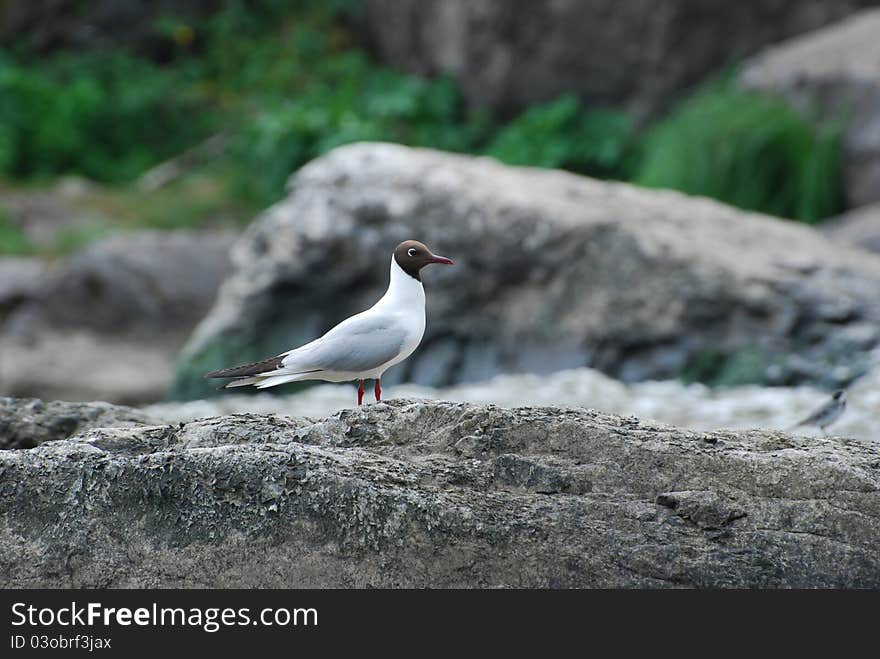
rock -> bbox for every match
[823,202,880,253]
[0,230,236,404]
[655,491,747,530]
[0,332,181,405]
[741,9,880,209]
[0,396,156,450]
[21,230,235,334]
[0,257,49,317]
[361,0,879,119]
[1,397,878,588]
[171,142,880,399]
[149,361,880,442]
[0,185,99,253]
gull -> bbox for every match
[205,240,454,405]
[789,389,847,435]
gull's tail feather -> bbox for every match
[204,355,286,379]
[206,352,325,390]
[219,377,262,390]
[216,370,323,390]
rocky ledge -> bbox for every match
[1,397,878,588]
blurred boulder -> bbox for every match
[741,8,880,208]
[3,398,879,587]
[0,183,99,253]
[0,396,155,449]
[170,142,880,400]
[362,0,880,119]
[823,203,880,253]
[23,230,235,334]
[0,230,236,404]
[0,258,49,316]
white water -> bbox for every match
[146,355,880,442]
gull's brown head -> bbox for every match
[393,240,454,281]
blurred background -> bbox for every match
[1,0,878,437]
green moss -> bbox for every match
[167,308,326,401]
[682,348,774,387]
[69,166,255,233]
[168,335,259,401]
[48,224,117,256]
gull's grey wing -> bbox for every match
[282,313,407,373]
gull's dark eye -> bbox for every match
[407,248,417,257]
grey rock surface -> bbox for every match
[10,230,235,336]
[1,397,878,588]
[0,396,156,450]
[824,203,880,254]
[0,258,49,316]
[0,182,102,253]
[0,230,236,404]
[171,142,880,399]
[148,361,880,443]
[362,0,879,119]
[741,9,880,209]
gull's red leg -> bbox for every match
[357,379,364,406]
[374,378,381,402]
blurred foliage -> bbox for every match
[0,52,214,183]
[230,50,492,203]
[635,82,843,223]
[74,165,253,231]
[0,205,33,255]
[0,0,848,259]
[486,95,635,179]
[47,222,116,256]
[0,0,493,210]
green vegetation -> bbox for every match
[635,82,842,224]
[0,52,214,183]
[486,95,635,179]
[230,59,492,204]
[0,205,33,255]
[72,166,254,230]
[0,2,848,257]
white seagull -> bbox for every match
[205,240,454,405]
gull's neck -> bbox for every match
[374,256,425,310]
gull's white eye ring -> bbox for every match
[407,248,417,257]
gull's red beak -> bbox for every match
[430,254,454,265]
